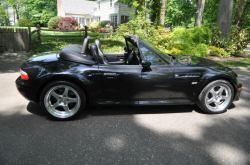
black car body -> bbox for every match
[16,35,242,119]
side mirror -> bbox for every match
[124,47,128,52]
[141,60,152,71]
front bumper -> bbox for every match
[16,76,38,103]
[233,83,242,102]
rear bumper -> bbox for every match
[16,76,38,103]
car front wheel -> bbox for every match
[197,80,234,114]
[40,81,86,120]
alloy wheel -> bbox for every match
[205,83,232,112]
[44,85,81,119]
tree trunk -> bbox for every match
[217,0,234,38]
[160,0,167,25]
[194,0,205,27]
[14,6,19,20]
[234,0,246,26]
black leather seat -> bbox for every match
[81,36,90,55]
[90,43,101,63]
[95,39,109,65]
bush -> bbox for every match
[98,28,107,33]
[89,22,99,32]
[99,20,113,28]
[211,26,249,55]
[58,17,78,30]
[48,16,62,29]
[163,27,212,57]
[116,15,155,38]
[209,46,229,57]
[18,19,34,27]
[171,26,211,45]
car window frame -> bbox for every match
[137,41,170,65]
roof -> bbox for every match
[61,0,97,15]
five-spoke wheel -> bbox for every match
[197,80,234,114]
[41,81,86,120]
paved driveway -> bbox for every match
[0,63,249,164]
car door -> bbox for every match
[98,65,142,102]
[98,63,174,103]
[138,44,174,100]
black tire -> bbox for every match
[40,81,86,120]
[197,80,234,114]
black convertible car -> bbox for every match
[16,35,242,120]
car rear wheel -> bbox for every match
[197,80,234,114]
[40,81,86,120]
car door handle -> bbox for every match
[104,73,117,76]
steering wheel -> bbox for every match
[126,48,135,65]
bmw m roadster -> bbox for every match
[16,35,242,120]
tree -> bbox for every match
[150,0,162,26]
[19,0,57,26]
[160,0,167,25]
[119,0,146,16]
[3,0,22,20]
[233,0,247,26]
[0,4,7,24]
[165,0,196,27]
[194,0,205,27]
[217,0,234,37]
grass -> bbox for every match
[30,36,125,55]
[217,57,250,68]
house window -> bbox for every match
[110,15,117,27]
[110,0,112,7]
[74,17,85,26]
[121,15,129,24]
[96,17,100,22]
[80,17,85,26]
[98,2,100,9]
[75,17,79,23]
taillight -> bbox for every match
[20,69,29,80]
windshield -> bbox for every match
[139,39,171,62]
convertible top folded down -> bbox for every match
[59,45,97,65]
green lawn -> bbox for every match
[217,57,250,68]
[31,36,125,54]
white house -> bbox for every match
[57,0,135,27]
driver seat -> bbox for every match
[95,39,109,65]
[81,36,90,55]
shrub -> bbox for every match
[211,26,249,55]
[171,26,211,45]
[18,19,34,27]
[58,17,78,30]
[209,46,229,57]
[164,27,212,57]
[98,28,106,33]
[89,22,99,32]
[116,15,155,38]
[99,20,113,28]
[48,16,62,29]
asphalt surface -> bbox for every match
[0,69,250,164]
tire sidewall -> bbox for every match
[40,81,86,120]
[198,80,234,114]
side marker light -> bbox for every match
[20,69,29,80]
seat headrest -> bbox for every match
[95,39,101,49]
[90,43,99,60]
[81,38,89,54]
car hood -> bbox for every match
[172,55,222,66]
